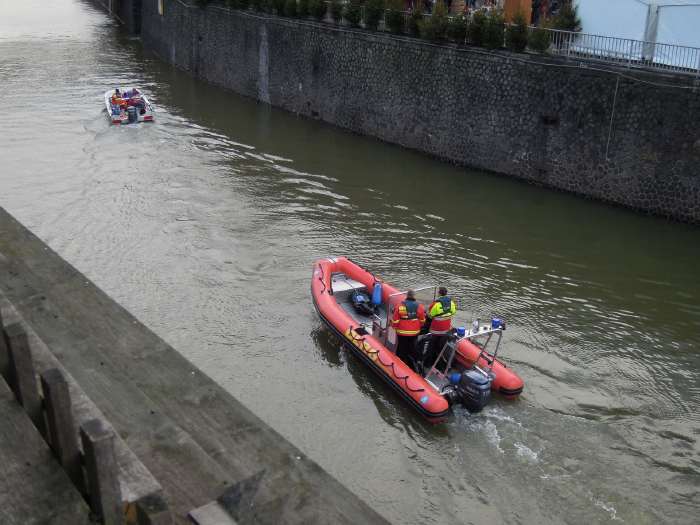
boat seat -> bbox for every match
[330,273,367,302]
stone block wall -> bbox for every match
[91,0,141,34]
[135,1,700,221]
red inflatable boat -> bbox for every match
[311,257,524,422]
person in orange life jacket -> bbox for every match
[391,289,426,371]
[426,287,457,366]
[111,89,127,109]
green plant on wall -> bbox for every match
[385,0,404,34]
[551,1,581,32]
[284,0,298,16]
[505,10,528,52]
[468,9,486,46]
[528,23,551,52]
[407,0,423,37]
[420,0,448,42]
[483,9,505,49]
[309,0,326,20]
[364,0,385,30]
[344,0,362,27]
[330,0,343,23]
[298,0,309,16]
[446,14,468,43]
[273,0,286,14]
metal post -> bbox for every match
[628,40,634,68]
[3,322,46,437]
[80,419,122,525]
[40,368,86,494]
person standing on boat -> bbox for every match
[425,287,457,367]
[391,290,426,371]
[111,89,127,110]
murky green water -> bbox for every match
[1,1,699,523]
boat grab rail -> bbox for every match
[388,285,437,298]
[456,328,505,371]
[316,264,327,294]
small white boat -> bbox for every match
[104,87,154,125]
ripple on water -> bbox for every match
[3,2,700,523]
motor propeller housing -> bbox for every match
[457,369,492,412]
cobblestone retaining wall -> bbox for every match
[138,1,700,222]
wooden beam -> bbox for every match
[4,322,45,437]
[80,419,122,525]
[0,378,91,524]
[40,367,86,495]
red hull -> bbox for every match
[311,257,523,421]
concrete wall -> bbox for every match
[91,0,141,34]
[135,1,700,221]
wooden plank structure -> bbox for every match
[0,378,91,525]
[40,368,85,494]
[3,322,46,437]
[0,204,386,524]
[0,302,171,525]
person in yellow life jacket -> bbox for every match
[428,287,457,334]
[391,289,426,371]
[425,287,457,367]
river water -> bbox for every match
[1,1,699,523]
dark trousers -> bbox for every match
[419,334,448,373]
[430,334,448,361]
[396,335,418,371]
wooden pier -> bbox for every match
[0,205,387,524]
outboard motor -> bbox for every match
[127,105,138,123]
[457,369,492,412]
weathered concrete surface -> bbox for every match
[133,1,700,222]
[0,206,387,524]
[0,378,91,525]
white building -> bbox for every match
[577,0,700,48]
[575,0,700,68]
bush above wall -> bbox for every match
[210,0,580,56]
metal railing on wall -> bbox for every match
[541,27,700,77]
